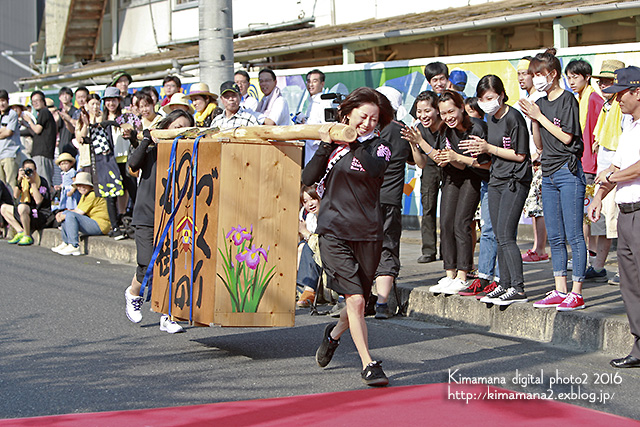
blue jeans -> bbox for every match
[541,164,587,282]
[296,242,322,291]
[478,181,499,281]
[61,211,103,247]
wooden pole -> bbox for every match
[148,124,357,144]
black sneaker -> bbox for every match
[375,304,392,319]
[494,287,529,306]
[316,323,339,368]
[361,360,389,387]
[111,228,127,241]
[479,284,506,303]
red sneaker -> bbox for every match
[522,250,550,264]
[533,290,567,308]
[475,281,498,300]
[459,279,484,296]
[556,292,586,311]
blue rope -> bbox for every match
[189,135,203,323]
[139,135,183,302]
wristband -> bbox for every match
[425,146,434,156]
[605,171,614,183]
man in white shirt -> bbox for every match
[234,70,259,112]
[210,82,260,130]
[256,68,292,126]
[589,66,640,369]
[297,69,333,165]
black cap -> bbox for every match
[603,66,640,93]
[220,81,241,95]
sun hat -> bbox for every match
[376,86,408,121]
[55,152,76,166]
[72,172,93,187]
[592,59,626,79]
[161,93,195,115]
[8,95,26,110]
[103,86,122,99]
[185,82,218,101]
[110,70,133,86]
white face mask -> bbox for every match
[477,98,501,116]
[533,75,552,93]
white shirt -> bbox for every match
[303,93,333,165]
[612,118,640,204]
[210,107,260,130]
[515,90,546,155]
[241,94,258,112]
[257,91,291,126]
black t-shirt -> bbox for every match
[380,121,413,207]
[302,135,391,241]
[58,106,78,156]
[0,180,13,205]
[487,106,532,184]
[128,136,156,227]
[437,117,490,182]
[31,108,57,159]
[417,123,439,167]
[535,90,583,177]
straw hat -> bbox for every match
[8,95,25,110]
[161,93,195,115]
[55,152,76,166]
[592,60,626,79]
[45,98,55,108]
[72,172,93,188]
[185,82,218,101]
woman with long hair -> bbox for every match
[430,90,490,295]
[519,48,587,311]
[460,75,532,305]
[302,87,394,386]
[124,110,195,333]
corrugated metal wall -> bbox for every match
[0,1,42,91]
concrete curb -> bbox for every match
[39,228,632,356]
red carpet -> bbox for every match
[0,384,636,426]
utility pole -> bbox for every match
[199,0,234,96]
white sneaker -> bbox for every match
[125,286,143,323]
[441,278,469,295]
[429,276,453,293]
[160,315,184,334]
[58,244,82,256]
[567,259,573,271]
[51,242,68,253]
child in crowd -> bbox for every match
[296,184,322,308]
[464,97,485,119]
[54,152,80,211]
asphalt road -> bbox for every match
[1,243,639,421]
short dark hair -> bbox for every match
[410,90,439,119]
[258,68,277,81]
[438,90,471,132]
[163,75,182,88]
[565,59,592,79]
[140,86,159,102]
[58,86,73,97]
[22,158,36,169]
[424,62,449,81]
[306,69,325,82]
[87,93,101,103]
[31,90,45,101]
[464,97,485,117]
[300,184,320,204]
[0,90,8,101]
[134,91,154,107]
[75,86,90,96]
[234,70,250,81]
[338,87,394,131]
[157,109,195,130]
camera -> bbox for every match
[24,168,33,177]
[321,93,346,123]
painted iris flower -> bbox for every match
[225,225,252,246]
[236,245,268,270]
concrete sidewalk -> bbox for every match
[38,227,632,356]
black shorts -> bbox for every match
[14,204,48,231]
[135,225,154,283]
[318,234,382,301]
[375,204,402,278]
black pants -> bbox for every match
[106,162,138,228]
[420,162,441,257]
[618,209,640,358]
[440,172,481,272]
[375,204,402,278]
[488,180,530,292]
